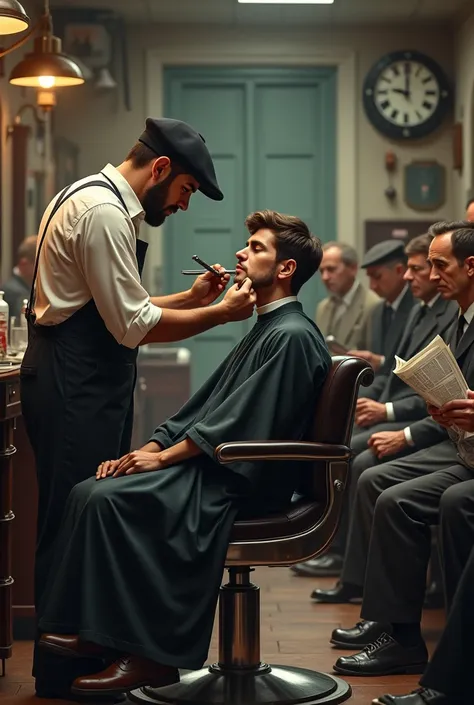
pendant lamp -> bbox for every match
[0,0,84,89]
[0,0,29,35]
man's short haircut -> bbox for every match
[244,210,323,295]
[322,241,358,267]
[17,235,38,263]
[405,233,432,257]
[125,142,186,178]
[429,220,474,265]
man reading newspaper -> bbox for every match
[323,221,474,686]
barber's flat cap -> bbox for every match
[139,117,223,201]
[361,240,407,268]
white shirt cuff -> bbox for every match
[120,302,163,349]
[404,426,414,446]
[385,402,395,421]
[380,355,385,366]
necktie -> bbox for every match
[414,304,427,327]
[456,315,466,348]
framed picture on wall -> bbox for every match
[404,161,446,211]
[54,137,80,192]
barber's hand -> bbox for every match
[220,278,256,322]
[355,398,387,427]
[428,390,474,431]
[368,430,406,459]
[190,264,230,307]
[348,350,384,371]
[97,451,165,479]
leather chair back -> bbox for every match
[299,356,373,501]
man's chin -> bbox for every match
[144,213,167,227]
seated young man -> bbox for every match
[37,209,331,697]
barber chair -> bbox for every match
[130,356,373,705]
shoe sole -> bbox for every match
[311,596,363,604]
[330,638,371,650]
[333,661,428,677]
[71,677,179,697]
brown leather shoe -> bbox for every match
[39,634,110,660]
[71,656,180,695]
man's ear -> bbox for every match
[151,156,171,184]
[466,255,474,277]
[278,259,297,280]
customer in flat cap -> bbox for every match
[21,117,256,698]
[349,239,416,371]
[291,239,415,580]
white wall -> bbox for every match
[33,24,457,284]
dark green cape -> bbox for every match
[39,302,330,669]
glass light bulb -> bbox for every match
[38,75,55,88]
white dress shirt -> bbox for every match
[34,164,162,349]
[257,296,297,316]
[330,280,360,325]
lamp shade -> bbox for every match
[0,0,29,34]
[9,33,85,87]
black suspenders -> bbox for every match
[26,175,130,320]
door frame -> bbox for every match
[144,45,357,283]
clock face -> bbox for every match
[363,51,452,140]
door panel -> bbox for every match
[164,67,336,391]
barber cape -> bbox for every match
[38,301,331,673]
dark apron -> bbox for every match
[20,176,148,616]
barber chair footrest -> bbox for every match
[129,664,351,705]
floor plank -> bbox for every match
[0,567,445,704]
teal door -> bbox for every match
[164,67,336,391]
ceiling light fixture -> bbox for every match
[238,0,333,3]
[0,0,85,88]
[0,0,29,35]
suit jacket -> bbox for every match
[373,297,458,422]
[368,286,416,360]
[410,314,474,449]
[315,283,380,350]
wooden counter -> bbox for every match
[0,364,22,674]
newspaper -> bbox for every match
[393,335,468,408]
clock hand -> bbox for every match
[392,88,409,97]
[404,62,411,98]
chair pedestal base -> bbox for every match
[129,664,351,705]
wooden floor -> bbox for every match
[0,567,445,705]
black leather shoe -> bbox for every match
[330,620,391,649]
[311,581,362,604]
[291,553,343,577]
[372,688,449,705]
[333,633,428,676]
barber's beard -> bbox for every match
[142,182,177,227]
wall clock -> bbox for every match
[363,50,452,140]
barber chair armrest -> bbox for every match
[215,441,351,464]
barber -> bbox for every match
[21,117,255,698]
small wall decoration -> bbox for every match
[453,122,463,172]
[404,160,446,211]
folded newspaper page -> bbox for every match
[393,335,468,408]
